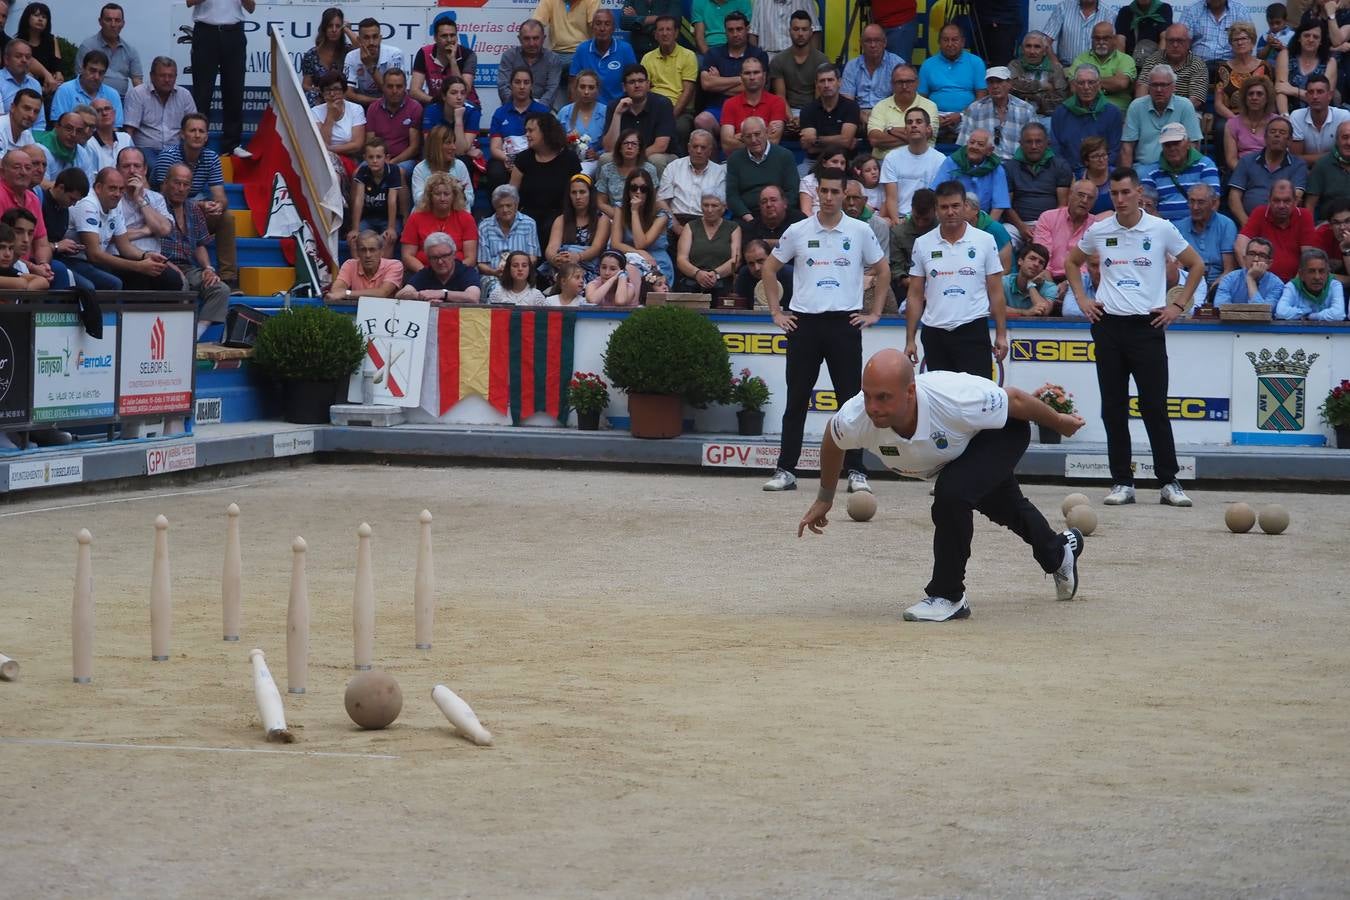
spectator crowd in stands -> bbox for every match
[1,0,1349,322]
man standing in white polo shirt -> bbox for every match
[905,179,1009,378]
[760,168,890,494]
[1065,166,1205,508]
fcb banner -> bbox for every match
[421,307,577,423]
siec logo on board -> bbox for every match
[139,317,173,374]
[1010,339,1096,362]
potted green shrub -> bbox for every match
[602,306,731,438]
[569,371,609,430]
[1320,378,1350,448]
[253,306,365,424]
[1033,383,1075,444]
[730,368,771,435]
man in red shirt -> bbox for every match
[719,57,788,152]
[0,148,58,284]
[1233,179,1318,282]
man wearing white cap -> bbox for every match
[1063,166,1205,509]
[1140,122,1220,222]
[956,67,1038,161]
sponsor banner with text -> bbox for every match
[702,442,821,471]
[146,443,198,476]
[1065,454,1197,481]
[7,456,84,491]
[119,311,196,416]
[273,431,316,457]
[32,312,118,423]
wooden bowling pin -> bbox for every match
[431,684,493,746]
[222,504,242,641]
[150,516,171,661]
[72,528,94,683]
[414,510,434,650]
[287,537,308,694]
[0,653,19,682]
[249,649,294,743]
[353,523,374,670]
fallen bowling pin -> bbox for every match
[249,649,294,743]
[431,684,493,746]
[0,653,18,682]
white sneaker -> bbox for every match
[1159,481,1192,507]
[903,595,971,622]
[847,470,871,493]
[1103,484,1136,505]
[1053,528,1085,601]
[762,469,797,491]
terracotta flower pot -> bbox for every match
[627,393,682,439]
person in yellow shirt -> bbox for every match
[864,64,939,159]
[531,0,599,67]
[641,15,697,139]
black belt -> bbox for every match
[789,310,858,319]
[194,22,243,31]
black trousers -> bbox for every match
[928,418,1066,600]
[123,267,188,292]
[777,312,863,477]
[191,22,247,152]
[921,316,992,379]
[1091,314,1179,486]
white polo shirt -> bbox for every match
[1077,211,1189,315]
[68,194,126,258]
[773,212,884,313]
[879,145,946,216]
[1289,107,1350,157]
[908,223,1003,329]
[831,371,1009,480]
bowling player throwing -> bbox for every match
[798,349,1088,622]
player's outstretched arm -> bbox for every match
[1006,387,1085,438]
[798,424,846,537]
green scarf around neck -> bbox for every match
[1293,276,1333,308]
[1014,145,1057,174]
[951,145,1000,178]
[1158,147,1202,174]
[34,129,75,165]
[1335,145,1350,167]
[1018,53,1051,73]
[1126,0,1169,31]
[1063,92,1107,116]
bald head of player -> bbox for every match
[861,349,918,432]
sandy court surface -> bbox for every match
[1,463,1348,898]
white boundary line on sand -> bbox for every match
[0,483,257,519]
[0,737,399,760]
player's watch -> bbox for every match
[441,289,449,301]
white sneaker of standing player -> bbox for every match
[1103,484,1136,505]
[762,469,797,491]
[847,471,871,493]
[1160,481,1193,507]
[1053,528,1085,601]
[903,595,971,621]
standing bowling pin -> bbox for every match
[414,510,434,650]
[72,528,94,683]
[353,523,374,670]
[222,504,242,641]
[431,684,493,746]
[150,516,171,661]
[287,537,309,694]
[0,653,19,681]
[249,649,294,743]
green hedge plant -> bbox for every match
[253,306,365,382]
[602,306,732,407]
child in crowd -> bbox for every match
[348,136,404,258]
[851,153,887,220]
[1258,4,1294,60]
[584,250,639,306]
[544,262,591,307]
[488,250,547,305]
[0,222,50,290]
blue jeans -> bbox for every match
[64,258,122,291]
[885,21,920,64]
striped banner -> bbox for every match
[509,309,578,425]
[437,307,511,415]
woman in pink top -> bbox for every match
[1223,77,1278,171]
[326,231,405,301]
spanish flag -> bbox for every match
[509,309,577,425]
[437,306,511,415]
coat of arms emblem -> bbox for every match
[1246,347,1318,431]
